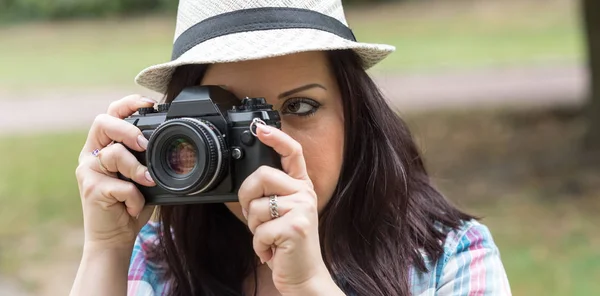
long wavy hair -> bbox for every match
[147,49,475,296]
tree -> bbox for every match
[582,0,600,155]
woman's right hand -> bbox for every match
[75,94,158,250]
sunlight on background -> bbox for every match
[0,0,598,295]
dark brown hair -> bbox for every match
[149,49,475,296]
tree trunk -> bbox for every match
[582,0,600,155]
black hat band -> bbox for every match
[171,7,357,61]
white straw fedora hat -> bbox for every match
[134,0,396,94]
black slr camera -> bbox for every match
[118,85,282,205]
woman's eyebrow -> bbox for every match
[278,83,327,99]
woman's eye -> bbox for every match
[281,98,321,117]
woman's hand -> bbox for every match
[75,94,157,250]
[238,124,345,296]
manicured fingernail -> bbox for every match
[141,97,156,104]
[137,135,148,150]
[145,171,154,183]
[258,124,271,135]
[242,208,248,220]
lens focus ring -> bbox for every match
[146,117,227,195]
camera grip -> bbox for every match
[257,138,283,171]
[230,123,283,188]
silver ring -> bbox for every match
[92,148,111,175]
[269,195,279,218]
[250,118,266,137]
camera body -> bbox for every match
[118,85,282,205]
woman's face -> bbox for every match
[200,51,345,223]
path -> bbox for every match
[0,277,31,296]
[0,63,587,135]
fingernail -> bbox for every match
[145,171,154,183]
[141,97,156,104]
[242,208,248,220]
[258,124,272,135]
[137,135,149,150]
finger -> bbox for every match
[82,114,148,159]
[95,143,155,187]
[252,213,312,264]
[79,94,155,162]
[79,154,115,179]
[237,165,304,212]
[246,195,294,234]
[93,174,147,218]
[256,124,310,182]
[247,192,317,234]
[107,94,157,119]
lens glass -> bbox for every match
[165,137,197,175]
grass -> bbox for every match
[349,0,584,72]
[473,197,600,296]
[0,132,85,235]
[0,107,599,295]
[0,16,174,91]
[0,0,584,92]
[0,131,86,274]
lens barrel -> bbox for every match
[146,118,227,195]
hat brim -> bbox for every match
[135,28,395,94]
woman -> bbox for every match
[70,0,511,295]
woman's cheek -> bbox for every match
[290,125,343,208]
[280,102,344,204]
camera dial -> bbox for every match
[238,97,272,111]
[157,103,171,112]
[138,107,156,115]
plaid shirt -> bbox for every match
[127,219,511,295]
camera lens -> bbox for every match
[146,118,227,195]
[165,138,197,175]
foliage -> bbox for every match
[0,0,178,22]
[0,0,403,22]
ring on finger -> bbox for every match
[269,195,280,219]
[92,148,111,175]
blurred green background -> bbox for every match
[0,0,598,295]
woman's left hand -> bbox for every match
[238,123,344,296]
